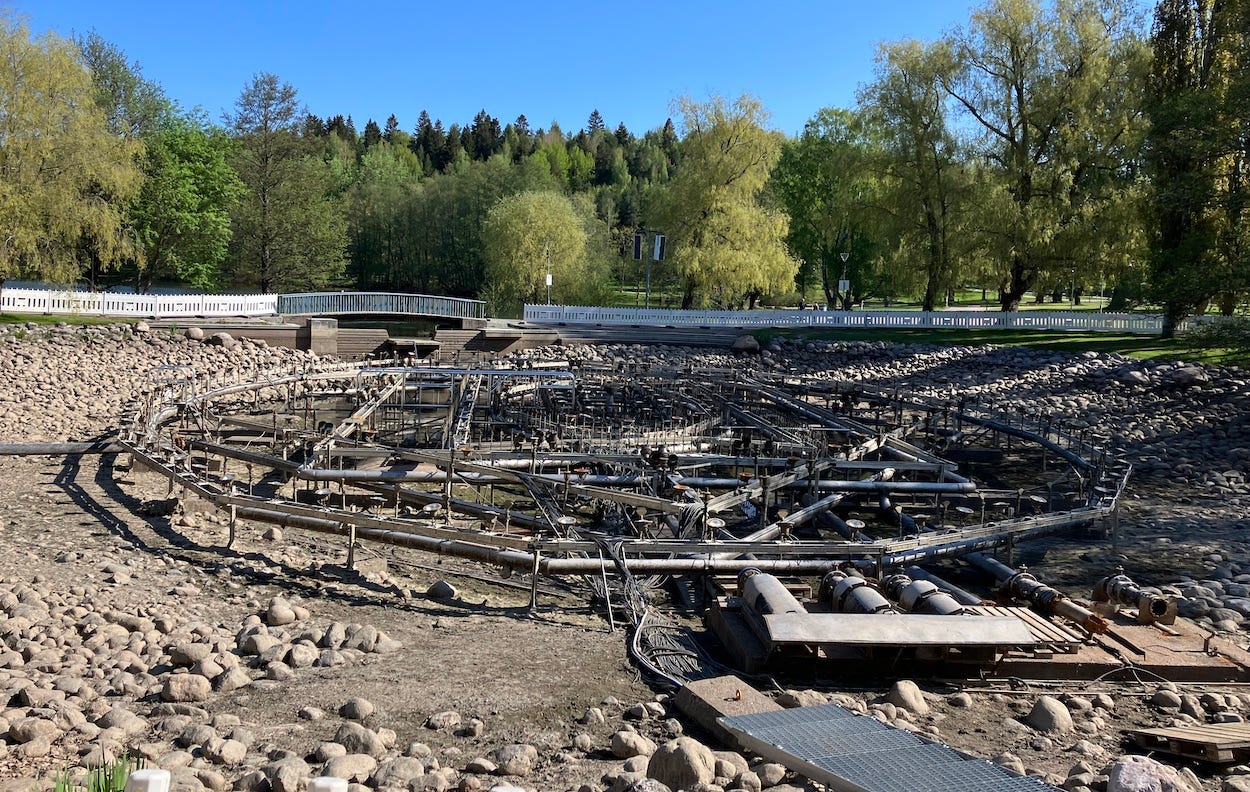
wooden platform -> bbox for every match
[996,614,1250,683]
[966,605,1084,654]
[1132,723,1250,763]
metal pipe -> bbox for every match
[881,573,965,615]
[739,569,806,615]
[819,570,897,614]
[1093,569,1176,624]
[904,566,983,606]
[965,552,1108,633]
[231,506,537,569]
[290,466,976,494]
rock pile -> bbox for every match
[0,322,327,443]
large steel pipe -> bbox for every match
[1093,570,1176,624]
[231,506,537,569]
[966,552,1107,633]
[819,570,897,614]
[739,569,806,615]
[904,566,983,606]
[0,442,124,455]
[881,573,966,615]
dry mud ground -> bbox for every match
[0,325,1248,792]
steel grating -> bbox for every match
[772,728,922,758]
[720,703,1063,792]
[763,715,895,743]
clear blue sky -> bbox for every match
[17,1,1066,137]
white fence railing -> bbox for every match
[1,287,277,318]
[523,305,1184,335]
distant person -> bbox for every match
[799,297,806,310]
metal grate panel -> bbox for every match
[726,703,860,729]
[761,714,897,743]
[773,728,923,758]
[721,702,1063,792]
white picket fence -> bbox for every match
[523,304,1184,334]
[0,287,278,318]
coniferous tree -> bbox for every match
[362,118,383,149]
[225,72,347,292]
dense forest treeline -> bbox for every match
[0,0,1247,335]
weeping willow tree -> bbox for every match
[651,95,797,309]
[0,17,142,292]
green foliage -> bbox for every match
[861,39,974,311]
[651,95,797,308]
[773,108,886,308]
[0,17,143,286]
[483,190,588,308]
[943,0,1149,310]
[224,73,347,292]
[1187,316,1250,354]
[51,752,142,792]
[1145,0,1250,334]
[133,114,244,291]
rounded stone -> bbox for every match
[646,737,717,789]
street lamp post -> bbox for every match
[544,242,552,305]
[635,229,665,309]
[838,251,851,310]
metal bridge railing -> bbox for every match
[279,292,486,320]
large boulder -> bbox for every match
[488,743,538,776]
[731,335,761,355]
[611,730,658,759]
[646,737,717,789]
[370,756,426,788]
[886,680,930,716]
[1106,755,1201,792]
[322,753,378,783]
[333,722,386,758]
[1026,696,1073,733]
[161,674,210,703]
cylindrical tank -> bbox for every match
[739,568,806,615]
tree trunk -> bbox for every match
[921,279,938,312]
[1217,292,1237,316]
[681,278,696,309]
[999,259,1031,312]
[1107,286,1128,311]
[819,254,835,308]
[1160,301,1189,339]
